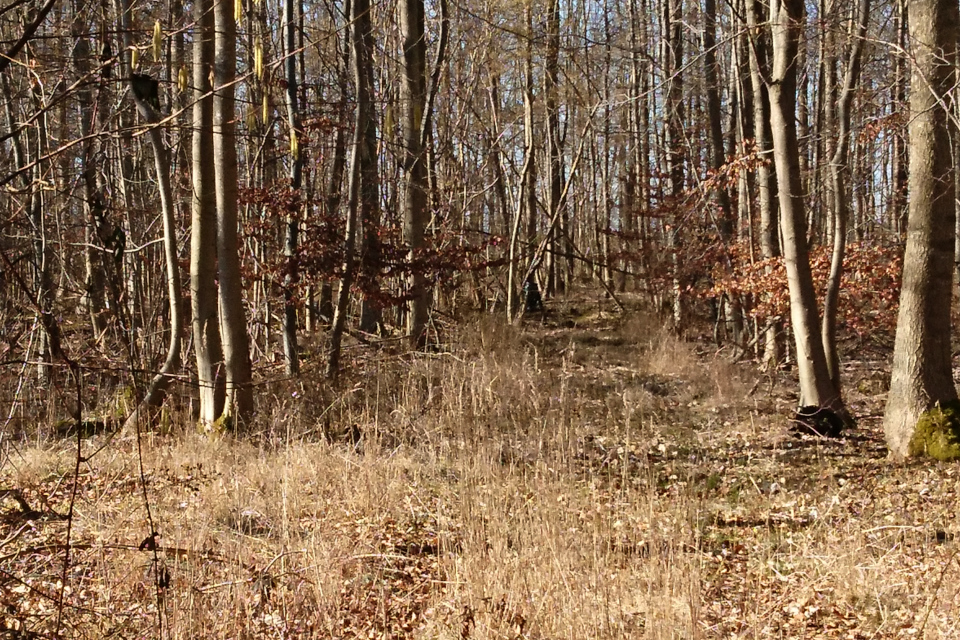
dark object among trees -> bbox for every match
[131,74,160,112]
[523,279,544,313]
[792,405,845,438]
[100,40,113,78]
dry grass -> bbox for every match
[2,301,960,638]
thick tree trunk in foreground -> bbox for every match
[883,0,959,457]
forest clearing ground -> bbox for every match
[1,294,960,638]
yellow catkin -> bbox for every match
[290,130,298,157]
[384,103,394,133]
[130,47,139,70]
[255,38,263,81]
[178,65,188,93]
[152,20,162,62]
[235,0,243,24]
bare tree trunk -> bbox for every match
[545,0,564,297]
[327,0,375,376]
[71,15,109,339]
[214,0,253,424]
[282,0,302,375]
[191,0,224,425]
[703,0,739,347]
[821,0,869,389]
[883,0,960,458]
[520,6,538,309]
[663,0,684,329]
[0,73,58,381]
[507,155,532,321]
[400,0,429,347]
[747,0,782,366]
[125,74,183,430]
[320,3,351,330]
[891,0,908,235]
[357,0,382,336]
[768,0,848,420]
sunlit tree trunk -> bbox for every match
[282,0,302,375]
[319,2,351,329]
[125,70,183,429]
[214,0,253,424]
[327,0,375,376]
[118,0,183,428]
[767,0,848,419]
[400,0,429,347]
[192,0,225,425]
[747,0,782,366]
[883,0,959,457]
[821,0,869,389]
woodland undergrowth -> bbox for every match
[1,295,959,639]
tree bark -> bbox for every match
[545,0,565,297]
[357,0,382,336]
[663,0,684,329]
[125,77,183,430]
[767,0,847,417]
[214,0,254,424]
[821,0,869,389]
[400,0,430,348]
[191,0,225,425]
[746,0,782,367]
[883,0,959,457]
[327,0,375,377]
[282,0,302,375]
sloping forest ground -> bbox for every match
[2,293,959,639]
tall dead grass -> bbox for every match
[4,312,960,638]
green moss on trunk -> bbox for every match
[908,400,960,461]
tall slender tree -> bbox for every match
[192,0,225,425]
[746,0,782,367]
[767,0,850,424]
[214,0,253,423]
[399,0,430,348]
[327,0,376,376]
[821,0,869,389]
[282,0,302,375]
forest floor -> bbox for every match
[1,292,959,639]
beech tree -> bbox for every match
[399,0,430,348]
[327,0,376,377]
[214,0,253,423]
[821,0,869,389]
[282,0,303,375]
[191,0,225,425]
[766,0,850,426]
[883,0,960,458]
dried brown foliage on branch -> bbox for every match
[712,242,903,341]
